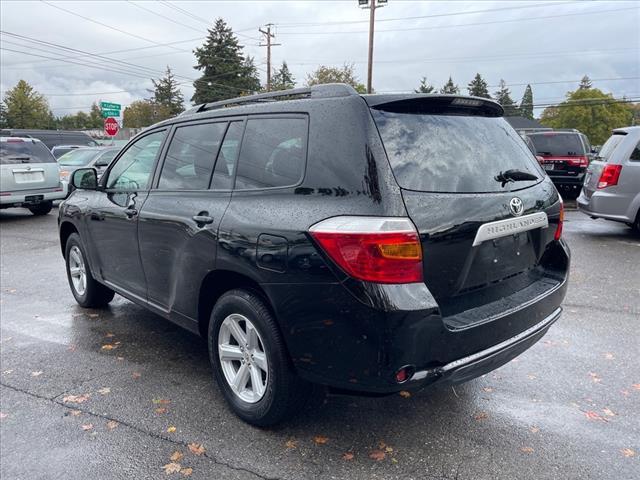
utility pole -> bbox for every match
[359,0,387,94]
[259,24,281,91]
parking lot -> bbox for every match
[0,206,638,480]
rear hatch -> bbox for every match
[0,139,60,193]
[581,131,627,199]
[527,132,588,177]
[369,96,565,329]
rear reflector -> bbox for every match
[309,216,423,284]
[597,164,622,189]
[554,201,564,241]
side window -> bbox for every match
[158,123,226,190]
[211,121,243,190]
[629,142,640,162]
[235,117,306,190]
[107,131,166,190]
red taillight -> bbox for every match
[597,164,622,189]
[567,156,589,167]
[309,216,423,284]
[6,138,24,143]
[554,201,564,241]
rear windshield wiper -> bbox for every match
[494,169,538,187]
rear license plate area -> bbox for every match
[24,195,44,204]
[13,171,45,183]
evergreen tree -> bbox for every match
[415,77,435,94]
[151,66,185,115]
[520,84,534,120]
[271,61,296,91]
[467,73,491,98]
[306,64,367,93]
[494,79,519,116]
[1,80,52,128]
[192,18,261,104]
[579,75,592,90]
[440,76,460,94]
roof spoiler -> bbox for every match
[365,94,503,117]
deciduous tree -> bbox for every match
[306,64,367,93]
[123,100,171,128]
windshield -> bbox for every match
[58,149,100,166]
[528,133,585,156]
[595,133,626,163]
[371,111,542,193]
[0,140,56,164]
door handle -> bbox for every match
[192,215,214,226]
[125,208,138,218]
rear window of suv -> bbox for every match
[527,133,586,157]
[0,140,56,164]
[371,111,542,193]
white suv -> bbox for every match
[0,137,67,215]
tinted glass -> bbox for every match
[596,133,626,163]
[528,133,586,156]
[630,141,640,162]
[212,121,243,190]
[235,117,306,189]
[159,122,226,190]
[107,131,166,190]
[58,149,100,166]
[95,149,119,166]
[53,147,80,159]
[372,111,542,193]
[0,140,56,164]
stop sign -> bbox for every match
[104,117,119,136]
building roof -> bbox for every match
[504,116,545,130]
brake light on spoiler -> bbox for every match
[309,216,423,284]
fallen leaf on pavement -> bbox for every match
[622,448,635,458]
[63,394,90,404]
[2,370,13,374]
[589,372,602,383]
[106,420,118,430]
[399,390,411,398]
[527,374,537,380]
[342,452,354,461]
[31,371,43,377]
[285,439,297,449]
[585,410,606,422]
[131,372,141,379]
[603,353,614,360]
[153,399,171,405]
[105,333,115,338]
[167,426,177,433]
[162,463,181,474]
[474,412,489,421]
[170,451,184,462]
[180,467,193,477]
[483,387,494,393]
[530,426,540,433]
[188,443,205,456]
[97,387,111,395]
[101,344,118,351]
[70,410,82,416]
[632,384,640,390]
[313,435,328,445]
[520,447,534,454]
[385,446,394,453]
[602,408,616,417]
[81,423,93,431]
[117,357,125,361]
[0,412,8,419]
[369,449,386,461]
[155,407,168,414]
[67,345,76,352]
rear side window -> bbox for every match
[596,133,626,163]
[235,117,306,190]
[630,142,640,162]
[159,122,226,190]
[371,111,542,193]
[0,140,56,164]
[528,133,586,157]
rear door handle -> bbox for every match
[192,215,214,226]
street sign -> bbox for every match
[100,101,121,111]
[104,117,119,137]
[101,109,120,118]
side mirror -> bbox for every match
[71,168,98,190]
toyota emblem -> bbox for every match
[509,197,524,216]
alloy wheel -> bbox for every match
[68,245,87,296]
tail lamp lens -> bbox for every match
[309,216,423,284]
[567,156,589,167]
[597,164,622,189]
[554,201,564,241]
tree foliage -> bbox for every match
[123,100,171,128]
[271,61,296,91]
[540,87,633,144]
[520,84,534,120]
[151,66,184,115]
[467,73,491,98]
[56,102,104,129]
[440,76,460,94]
[305,64,367,93]
[579,75,592,90]
[1,80,53,128]
[192,18,261,104]
[415,77,435,94]
[494,79,519,116]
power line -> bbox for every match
[125,0,206,34]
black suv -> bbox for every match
[526,130,592,196]
[59,84,569,426]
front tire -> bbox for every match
[208,289,310,427]
[65,233,115,308]
[28,201,52,216]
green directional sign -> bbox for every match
[100,101,121,111]
[101,109,121,118]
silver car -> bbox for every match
[57,147,120,195]
[577,126,640,232]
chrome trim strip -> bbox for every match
[410,307,562,381]
[472,212,548,246]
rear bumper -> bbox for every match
[0,185,67,207]
[548,174,585,186]
[577,190,633,223]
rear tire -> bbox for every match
[208,289,310,427]
[65,233,115,308]
[28,201,52,216]
[632,211,640,236]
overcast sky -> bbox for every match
[1,0,638,117]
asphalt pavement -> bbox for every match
[1,206,638,480]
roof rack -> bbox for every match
[181,83,358,116]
